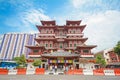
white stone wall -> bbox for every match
[103,48,112,64]
[79,63,95,69]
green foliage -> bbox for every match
[13,54,26,68]
[96,54,106,67]
[32,59,41,66]
[114,41,120,56]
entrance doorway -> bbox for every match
[58,63,64,69]
[76,64,79,69]
[42,64,45,68]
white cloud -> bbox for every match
[52,9,120,53]
[3,0,51,33]
[21,9,51,26]
[84,10,120,52]
[4,8,51,33]
[18,9,51,33]
[55,0,120,52]
[2,0,120,53]
[71,0,91,8]
[19,9,51,33]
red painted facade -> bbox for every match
[108,51,120,63]
[26,20,96,58]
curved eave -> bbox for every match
[77,45,97,49]
[36,25,55,32]
[25,45,45,49]
[36,25,41,32]
[80,25,86,32]
[34,38,39,43]
[65,25,86,32]
[41,20,56,25]
[81,38,88,43]
[65,38,88,41]
[34,38,56,43]
[36,25,56,28]
[66,20,81,25]
[34,38,56,41]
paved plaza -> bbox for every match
[0,75,120,80]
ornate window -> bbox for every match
[112,58,117,61]
[33,50,39,53]
[74,44,76,47]
[46,44,48,47]
[70,44,72,47]
[47,31,48,34]
[60,43,63,49]
[50,44,52,47]
[83,50,89,53]
[73,31,75,34]
[105,53,107,55]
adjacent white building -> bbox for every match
[0,33,37,60]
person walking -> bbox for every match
[55,65,57,73]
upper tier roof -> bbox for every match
[40,20,82,26]
[66,20,81,25]
[41,20,56,25]
[25,45,45,49]
[76,44,97,49]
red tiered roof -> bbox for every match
[76,44,97,49]
[65,21,86,32]
[36,20,56,32]
[41,20,56,25]
[65,25,86,30]
[25,45,45,49]
[66,20,81,25]
[65,38,88,43]
[80,25,86,32]
[35,37,56,43]
[36,25,56,32]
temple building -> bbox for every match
[26,20,97,69]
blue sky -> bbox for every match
[0,0,120,52]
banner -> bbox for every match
[50,60,57,63]
[49,60,73,63]
[57,60,64,63]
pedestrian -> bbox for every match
[66,66,68,72]
[50,65,52,71]
[55,65,57,72]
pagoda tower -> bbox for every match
[26,20,97,69]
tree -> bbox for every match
[114,41,120,56]
[13,54,27,68]
[96,54,106,67]
[32,59,41,67]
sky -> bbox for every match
[0,0,120,52]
